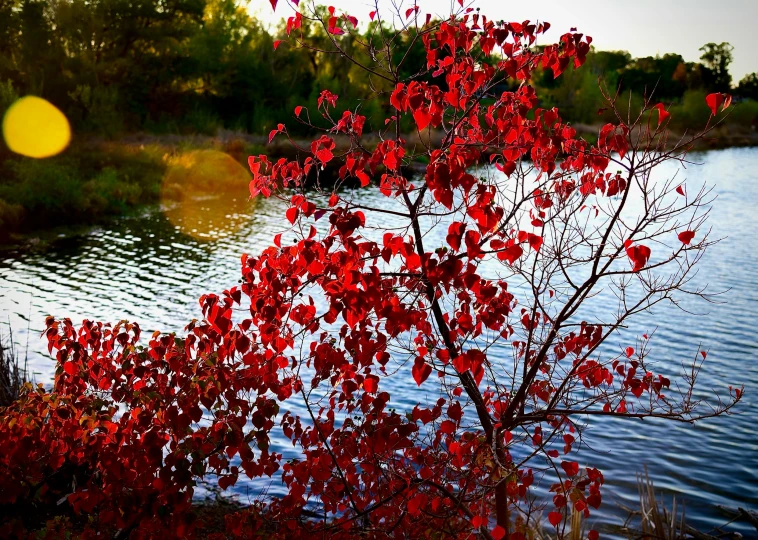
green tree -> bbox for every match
[737,72,758,100]
[698,42,734,92]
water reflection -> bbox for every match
[161,149,256,240]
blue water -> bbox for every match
[1,146,756,536]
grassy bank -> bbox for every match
[0,144,163,239]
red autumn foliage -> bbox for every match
[0,2,742,539]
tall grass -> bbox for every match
[618,465,752,539]
[0,326,26,408]
[632,466,686,540]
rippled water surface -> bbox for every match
[1,147,757,536]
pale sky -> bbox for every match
[252,0,758,83]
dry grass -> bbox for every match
[616,465,751,540]
[630,466,687,539]
[0,326,27,408]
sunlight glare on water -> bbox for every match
[161,149,256,241]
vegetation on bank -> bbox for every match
[2,121,758,244]
[0,138,275,243]
[0,144,165,239]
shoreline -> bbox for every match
[1,129,756,248]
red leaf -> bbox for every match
[218,475,236,490]
[471,515,483,528]
[363,376,378,393]
[588,531,600,540]
[268,0,277,10]
[561,460,579,476]
[678,230,695,245]
[653,103,670,127]
[286,207,299,224]
[492,526,506,540]
[268,129,279,143]
[705,93,721,115]
[439,420,456,435]
[700,350,707,359]
[390,83,407,111]
[705,92,730,115]
[625,241,651,272]
[548,511,562,527]
[356,170,370,187]
[413,108,431,131]
[369,11,376,20]
[498,244,523,264]
[274,233,283,247]
[676,184,685,196]
[273,40,282,50]
[446,222,465,251]
[412,358,432,386]
[527,234,543,252]
[625,347,634,358]
[294,105,303,117]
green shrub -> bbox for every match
[0,143,166,234]
[181,107,221,136]
[0,158,84,221]
[68,85,124,138]
[0,198,24,240]
[668,90,712,132]
[726,99,758,128]
[83,167,144,214]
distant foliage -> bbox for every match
[0,1,754,140]
[737,72,758,101]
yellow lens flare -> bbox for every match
[2,96,71,158]
[161,149,255,241]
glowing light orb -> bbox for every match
[2,96,71,158]
[161,150,255,241]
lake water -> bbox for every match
[1,147,757,536]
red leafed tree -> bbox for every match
[0,1,743,539]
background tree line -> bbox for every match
[1,0,757,139]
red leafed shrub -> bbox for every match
[0,2,742,539]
